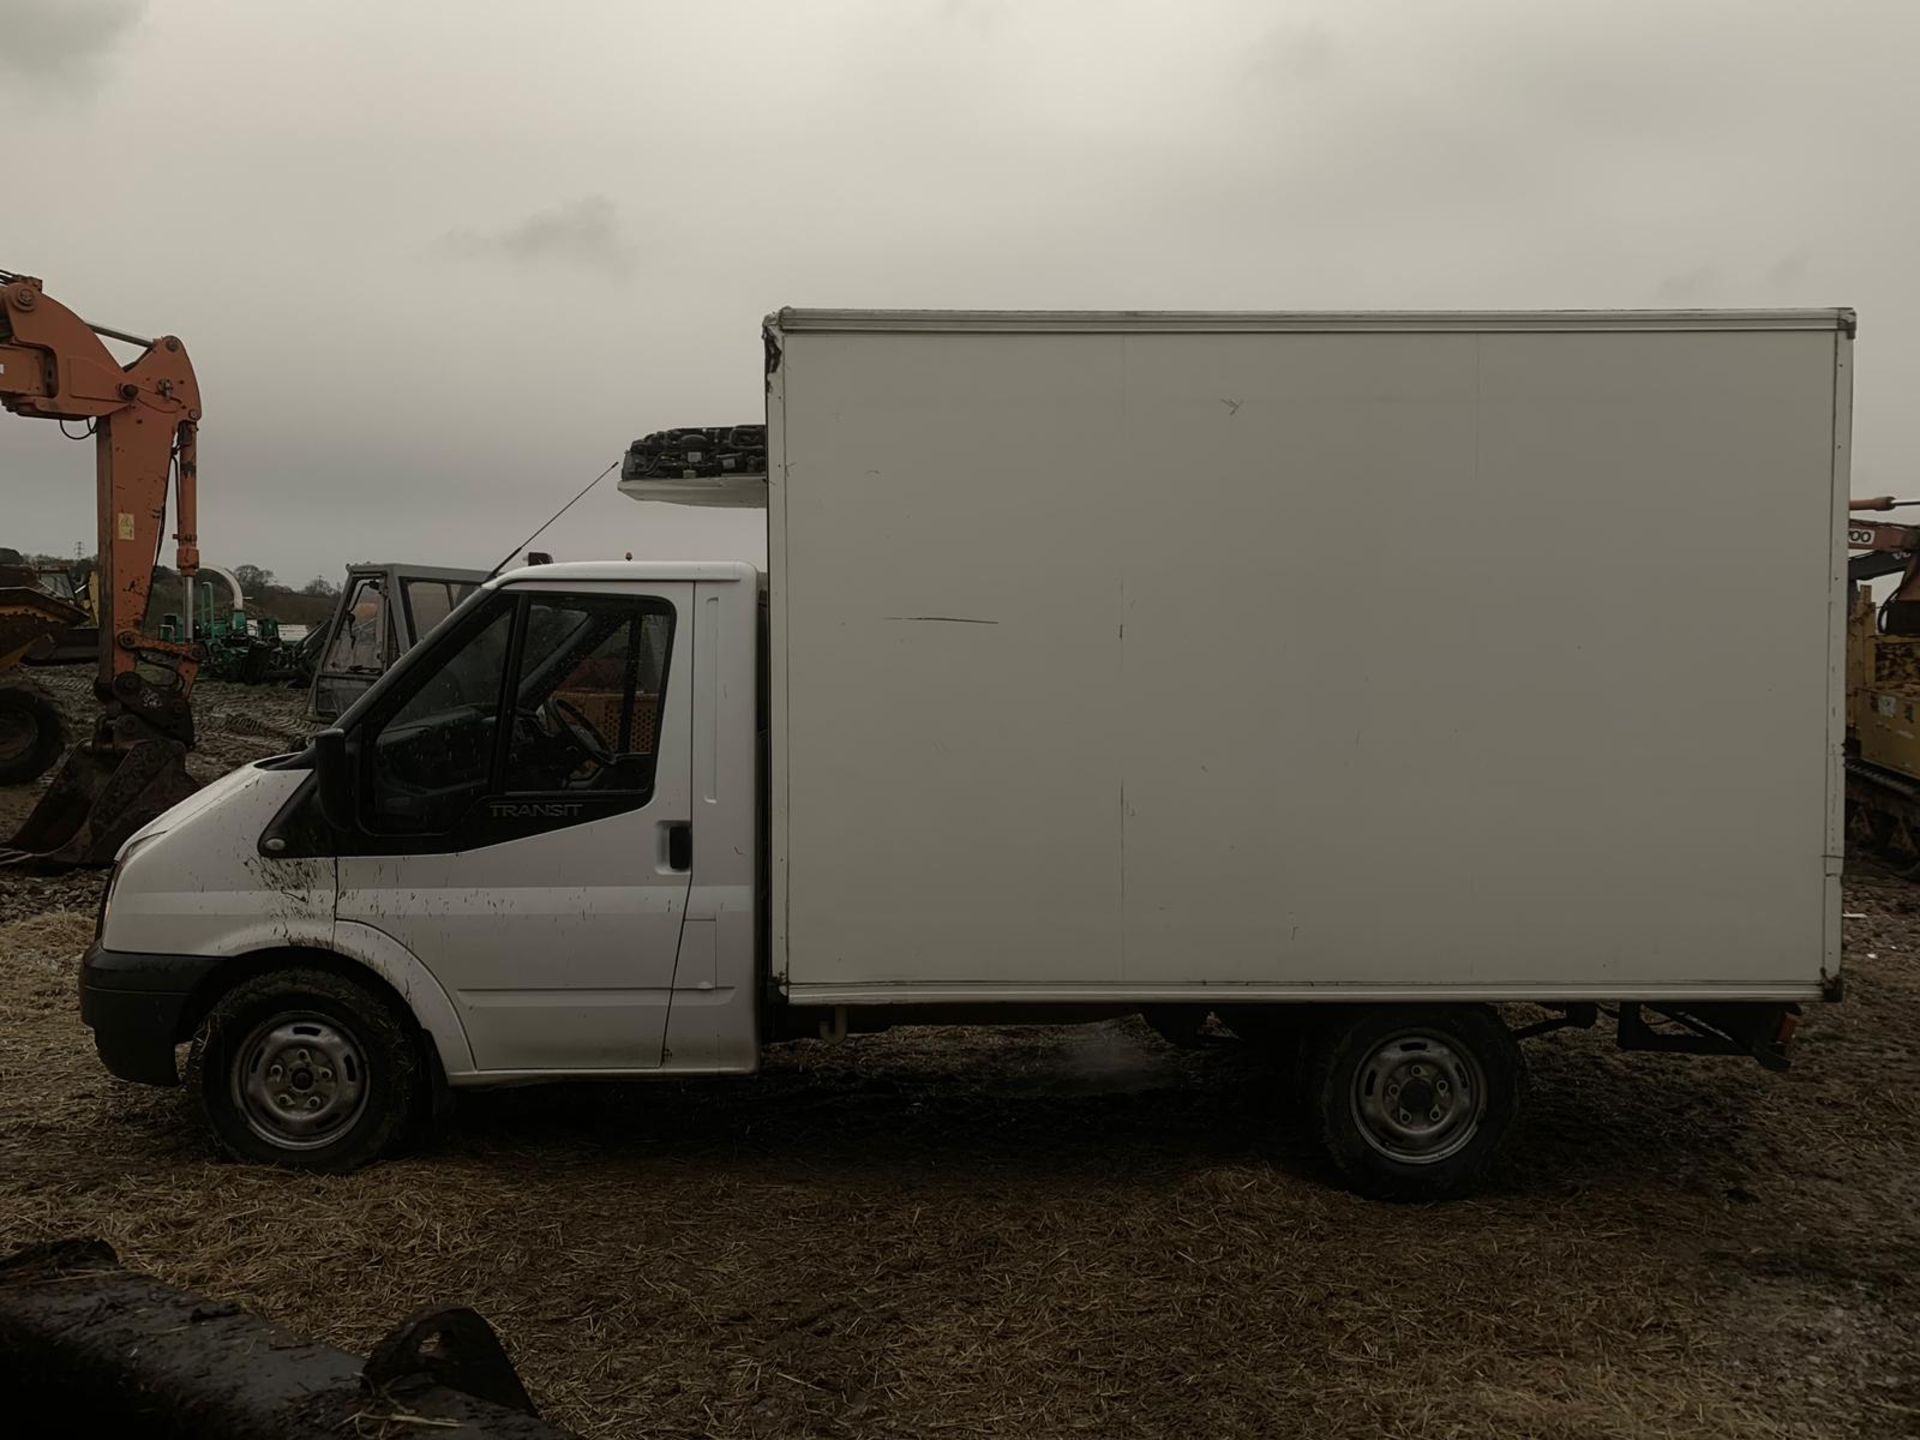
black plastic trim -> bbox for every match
[258,770,330,857]
[78,943,220,1086]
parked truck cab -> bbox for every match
[80,308,1852,1200]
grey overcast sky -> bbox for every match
[2,0,1916,585]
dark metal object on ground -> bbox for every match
[366,1306,540,1416]
[0,1238,575,1439]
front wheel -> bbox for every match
[1305,1005,1525,1201]
[186,967,421,1171]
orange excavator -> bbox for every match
[0,270,203,866]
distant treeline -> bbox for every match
[1,550,341,628]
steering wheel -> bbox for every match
[543,697,617,768]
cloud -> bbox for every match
[0,0,144,90]
[440,196,636,278]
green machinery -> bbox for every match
[156,565,309,686]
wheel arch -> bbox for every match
[174,935,474,1083]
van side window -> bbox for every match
[366,604,514,833]
[358,590,677,841]
[503,596,674,799]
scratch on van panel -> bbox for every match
[884,615,998,625]
[1220,397,1242,416]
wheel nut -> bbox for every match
[1437,1080,1449,1095]
[297,1049,310,1063]
[1429,1108,1442,1122]
[1397,1110,1412,1124]
[277,1093,293,1108]
[306,1097,321,1111]
[319,1069,333,1082]
[268,1065,283,1081]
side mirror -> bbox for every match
[312,727,356,831]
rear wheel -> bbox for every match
[186,967,420,1172]
[0,684,65,785]
[1306,1005,1525,1201]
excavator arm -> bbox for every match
[1846,499,1920,600]
[0,271,202,716]
[0,272,204,866]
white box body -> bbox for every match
[765,310,1851,1005]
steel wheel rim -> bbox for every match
[230,1012,369,1150]
[1350,1030,1487,1165]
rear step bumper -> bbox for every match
[1616,1001,1801,1072]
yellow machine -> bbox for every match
[1844,498,1920,865]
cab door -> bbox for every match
[310,569,399,721]
[335,580,694,1073]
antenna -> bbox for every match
[484,458,619,580]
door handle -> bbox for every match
[666,822,692,872]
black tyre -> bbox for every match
[0,683,65,785]
[1305,1005,1525,1202]
[185,966,421,1172]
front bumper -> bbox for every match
[78,943,221,1086]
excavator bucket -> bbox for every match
[0,736,199,869]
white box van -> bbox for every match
[80,308,1853,1198]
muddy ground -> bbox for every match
[1,669,1917,1437]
